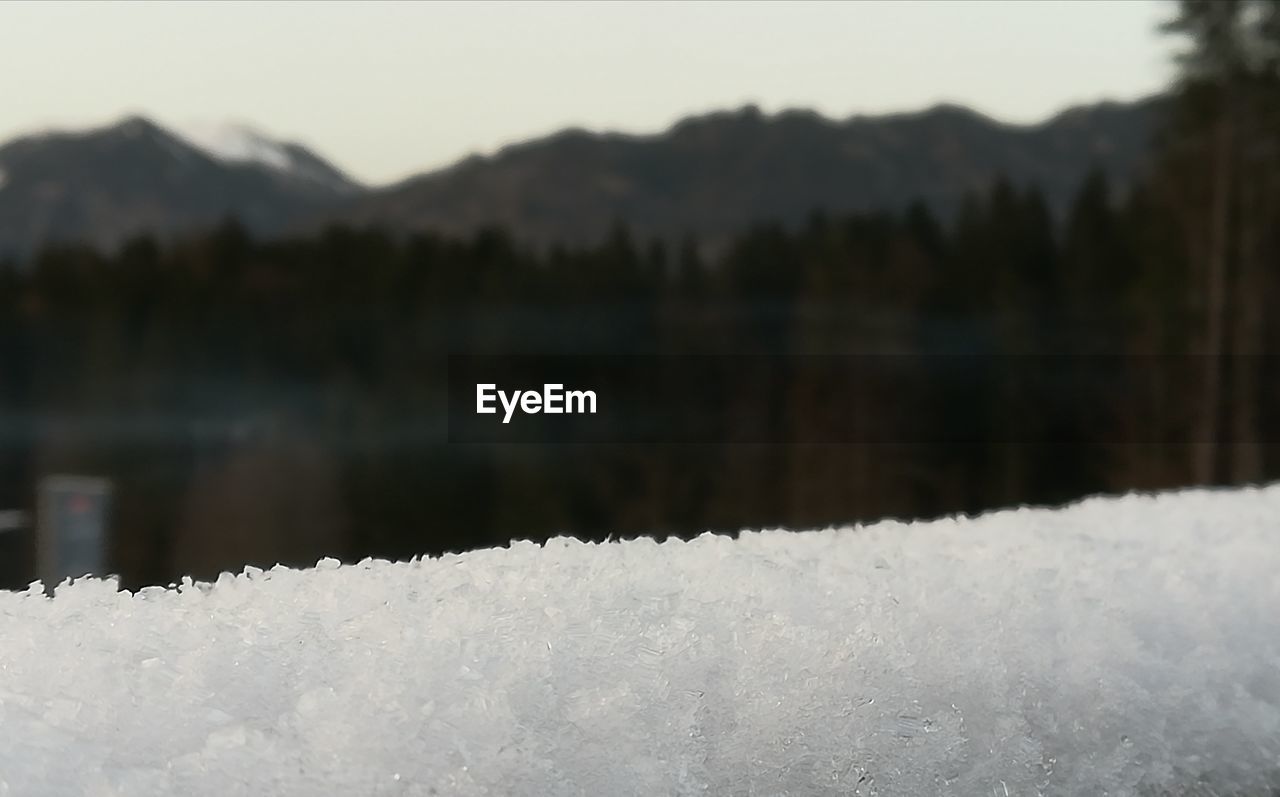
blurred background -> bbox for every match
[0,0,1277,589]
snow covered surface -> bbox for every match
[177,120,358,194]
[179,121,293,171]
[1,486,1278,796]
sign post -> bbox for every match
[0,509,31,589]
[37,475,111,589]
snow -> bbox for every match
[178,121,293,172]
[176,121,357,193]
[1,485,1278,796]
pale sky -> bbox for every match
[1,0,1178,186]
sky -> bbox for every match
[1,0,1178,186]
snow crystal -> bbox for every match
[1,486,1278,796]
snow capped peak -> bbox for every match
[176,120,360,194]
[178,121,293,171]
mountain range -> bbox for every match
[0,97,1163,260]
[0,117,359,258]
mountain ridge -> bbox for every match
[0,115,361,258]
[0,96,1165,260]
[327,95,1163,249]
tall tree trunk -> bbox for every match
[1194,108,1234,485]
[1229,130,1268,483]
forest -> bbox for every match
[0,0,1277,588]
